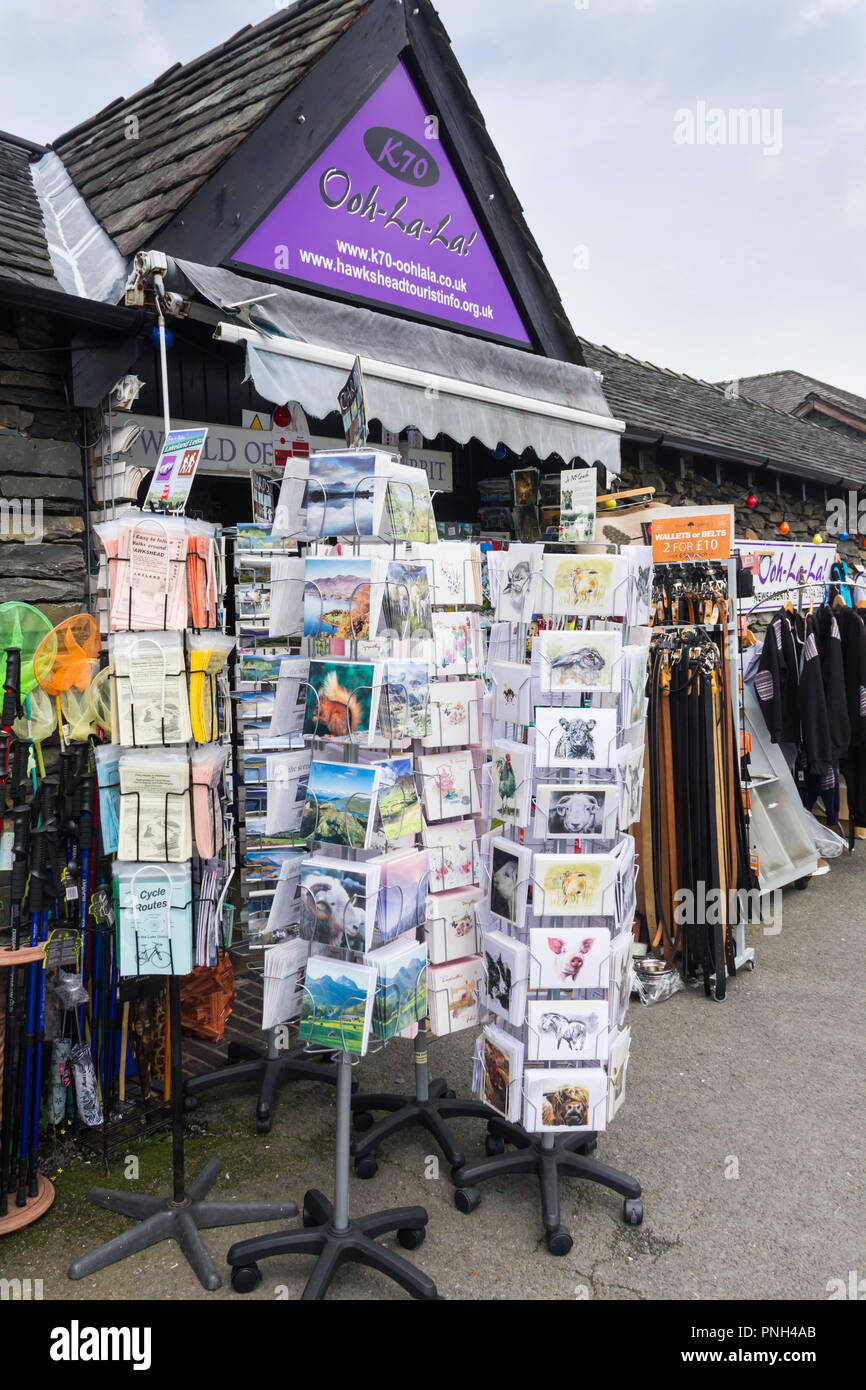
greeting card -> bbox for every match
[423,679,484,748]
[533,706,619,770]
[423,819,479,892]
[536,629,621,694]
[478,1023,524,1122]
[528,926,612,989]
[532,851,618,916]
[539,552,625,618]
[481,928,529,1026]
[425,886,483,963]
[418,749,481,822]
[523,1065,608,1133]
[533,782,618,841]
[527,999,608,1062]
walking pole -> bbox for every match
[0,803,30,1217]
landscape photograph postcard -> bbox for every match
[374,755,423,841]
[541,552,625,616]
[376,850,429,943]
[304,451,379,537]
[300,759,379,848]
[368,938,428,1041]
[303,556,376,641]
[298,955,377,1055]
[298,858,379,952]
[303,659,379,740]
[527,999,608,1062]
[385,466,436,543]
[537,629,622,693]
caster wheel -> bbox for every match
[454,1186,482,1215]
[230,1263,262,1294]
[256,1113,272,1135]
[623,1198,644,1226]
[485,1134,505,1157]
[443,1088,457,1099]
[577,1136,597,1155]
[546,1226,573,1257]
[353,1111,375,1132]
[795,876,809,891]
[302,1208,320,1228]
[397,1226,426,1251]
[184,1094,198,1113]
[354,1154,378,1180]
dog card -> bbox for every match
[481,928,529,1026]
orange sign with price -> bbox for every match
[651,507,733,563]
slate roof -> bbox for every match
[732,370,866,425]
[0,131,58,289]
[50,0,371,255]
[580,340,866,488]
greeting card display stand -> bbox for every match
[68,976,298,1290]
[351,1024,494,1177]
[227,1050,438,1300]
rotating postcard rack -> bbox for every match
[451,544,647,1254]
[183,527,342,1131]
[69,512,297,1292]
[226,457,445,1299]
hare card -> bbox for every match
[537,629,621,694]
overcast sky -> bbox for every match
[2,0,864,394]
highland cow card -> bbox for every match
[523,1065,608,1133]
[533,706,619,769]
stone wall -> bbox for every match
[0,306,88,622]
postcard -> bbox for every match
[383,558,431,639]
[541,552,625,618]
[626,546,653,628]
[384,460,437,543]
[373,755,423,841]
[303,555,384,642]
[300,759,380,849]
[265,749,313,835]
[532,852,618,916]
[366,936,428,1041]
[617,741,645,828]
[425,541,482,607]
[536,629,621,694]
[528,927,612,989]
[620,644,649,728]
[481,928,529,1026]
[527,999,608,1062]
[303,658,381,742]
[418,749,481,822]
[428,955,484,1037]
[378,658,431,740]
[374,848,429,944]
[486,836,533,929]
[490,659,534,725]
[298,955,377,1056]
[425,885,483,963]
[606,1026,632,1123]
[609,933,635,1030]
[559,466,596,544]
[533,707,619,769]
[523,1065,608,1133]
[489,740,534,827]
[613,833,638,932]
[533,783,619,841]
[423,679,484,748]
[303,450,384,539]
[431,611,483,676]
[490,544,541,624]
[479,1023,524,1122]
[298,856,381,953]
[423,819,479,892]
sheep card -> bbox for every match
[428,955,484,1036]
[490,659,533,725]
[522,1065,608,1134]
[418,749,481,822]
[489,740,534,828]
[626,546,653,628]
[478,1023,524,1122]
[620,645,649,728]
[533,707,619,770]
[425,886,483,963]
[378,659,431,740]
[536,629,621,694]
[298,856,381,952]
[373,849,429,944]
[299,956,377,1056]
[423,818,480,891]
[481,928,529,1026]
[487,836,533,930]
[422,679,483,748]
[300,760,381,849]
[303,659,381,742]
[527,999,609,1062]
[532,852,618,917]
[528,927,612,989]
[533,783,618,841]
[372,755,423,841]
[431,612,483,677]
[609,933,635,1029]
[491,545,542,623]
[539,553,626,618]
[606,1026,632,1122]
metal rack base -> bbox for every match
[453,1117,644,1256]
[351,1076,494,1176]
[184,1039,351,1134]
[67,1156,298,1290]
[227,1187,439,1300]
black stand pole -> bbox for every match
[452,1115,643,1255]
[68,977,298,1290]
[184,1026,350,1134]
[227,1052,440,1300]
[350,1027,494,1178]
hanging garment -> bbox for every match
[837,605,866,839]
[808,606,851,766]
[755,609,801,745]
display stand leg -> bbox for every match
[68,979,298,1291]
[184,1025,352,1134]
[227,1052,440,1300]
[452,1117,644,1256]
[350,1027,495,1178]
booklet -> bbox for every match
[262,937,315,1030]
[97,512,189,633]
[113,860,192,977]
[269,656,312,737]
[190,743,229,858]
[110,631,192,747]
[264,749,313,836]
[298,955,378,1056]
[117,749,191,862]
[269,555,305,639]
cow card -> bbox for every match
[522,1065,608,1134]
[533,783,618,840]
[527,999,609,1062]
[539,553,626,617]
[533,706,618,769]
